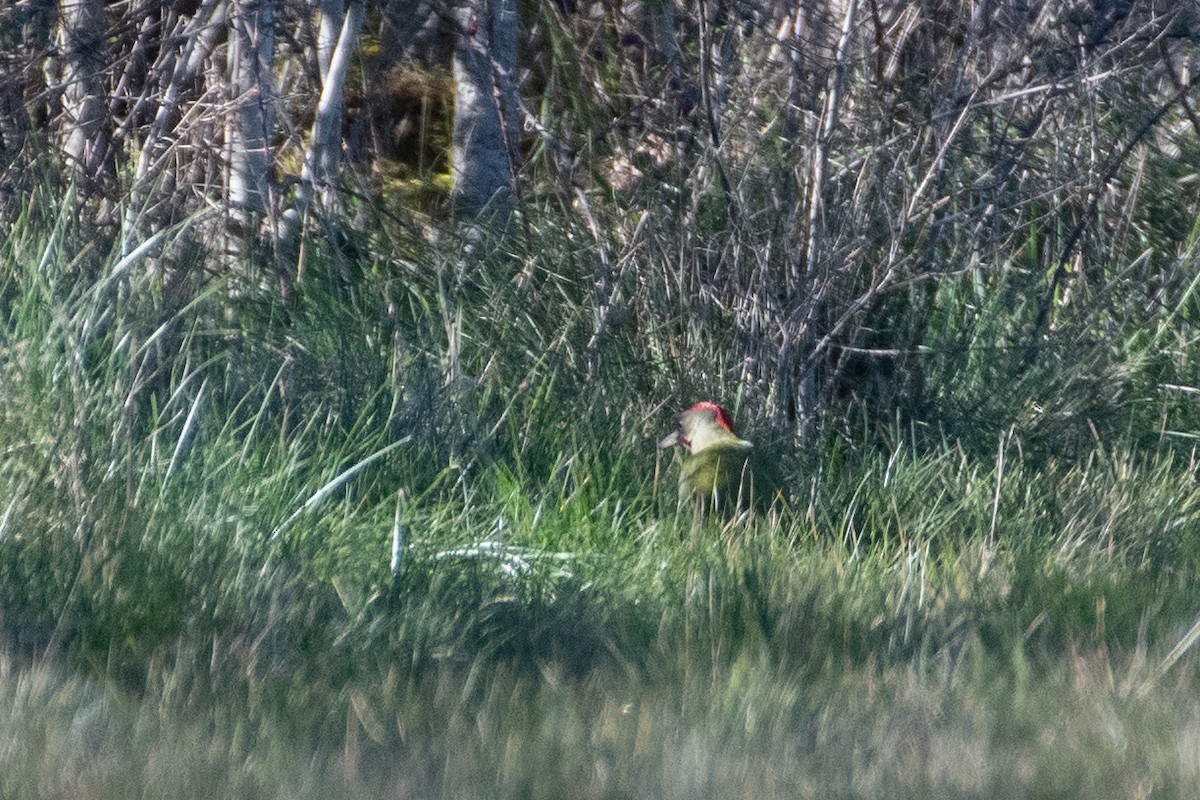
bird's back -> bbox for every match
[680,439,756,513]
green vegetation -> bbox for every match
[7,3,1200,795]
[4,171,1200,798]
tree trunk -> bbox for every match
[227,0,277,217]
[54,0,113,190]
[450,0,519,226]
[308,0,363,213]
[317,0,344,81]
[275,0,365,275]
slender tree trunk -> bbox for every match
[275,0,365,274]
[450,0,519,226]
[317,0,344,81]
[309,0,362,212]
[227,0,277,217]
[54,0,113,190]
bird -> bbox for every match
[658,401,784,516]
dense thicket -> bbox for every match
[4,1,1200,447]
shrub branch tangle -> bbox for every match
[3,1,1200,440]
[517,2,1200,440]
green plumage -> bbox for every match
[679,439,755,512]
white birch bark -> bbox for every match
[227,0,277,216]
[450,0,519,224]
[316,0,344,82]
[55,0,112,184]
[275,0,365,267]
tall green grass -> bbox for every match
[3,186,1200,799]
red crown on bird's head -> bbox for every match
[687,401,734,432]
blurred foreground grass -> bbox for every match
[5,423,1200,798]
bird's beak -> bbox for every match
[658,431,679,449]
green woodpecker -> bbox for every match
[658,401,784,515]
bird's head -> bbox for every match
[658,401,745,454]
